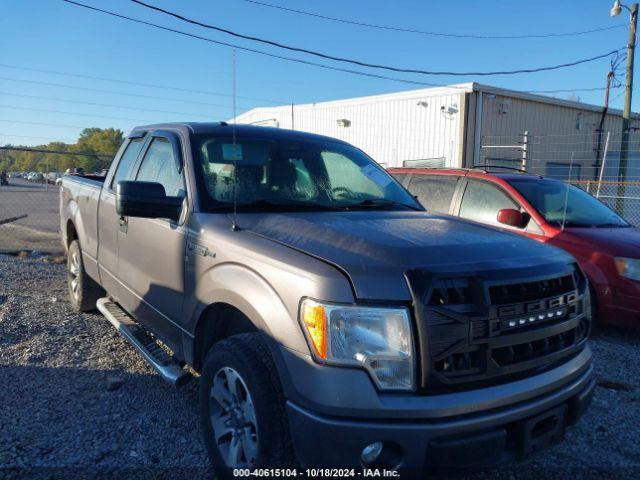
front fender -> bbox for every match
[191,262,310,355]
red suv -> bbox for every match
[390,167,640,328]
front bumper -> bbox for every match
[595,281,640,328]
[285,352,594,471]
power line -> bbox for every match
[0,91,214,118]
[526,85,623,94]
[0,76,254,110]
[0,133,76,142]
[0,104,156,123]
[126,0,623,77]
[240,0,627,40]
[58,1,444,87]
[0,119,89,129]
[0,146,111,158]
[0,64,283,104]
[65,0,621,80]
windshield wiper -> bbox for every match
[235,199,342,211]
[341,199,423,211]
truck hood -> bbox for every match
[239,211,574,300]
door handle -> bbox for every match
[119,215,128,233]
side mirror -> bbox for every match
[497,208,528,228]
[116,181,183,221]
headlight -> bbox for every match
[299,299,415,391]
[614,257,640,281]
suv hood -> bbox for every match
[240,211,574,300]
[562,226,640,257]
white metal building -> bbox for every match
[232,82,640,176]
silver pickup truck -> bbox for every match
[60,122,594,475]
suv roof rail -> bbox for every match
[472,165,528,174]
[398,166,483,172]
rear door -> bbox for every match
[116,131,189,346]
[97,135,146,297]
[405,174,460,214]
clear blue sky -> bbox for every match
[0,0,635,145]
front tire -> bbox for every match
[67,239,104,312]
[199,333,294,478]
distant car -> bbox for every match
[45,172,62,184]
[390,167,640,328]
[27,172,44,183]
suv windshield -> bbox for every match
[192,135,421,212]
[510,178,629,228]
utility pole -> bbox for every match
[611,1,638,212]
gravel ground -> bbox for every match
[0,254,639,479]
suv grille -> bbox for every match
[406,267,590,391]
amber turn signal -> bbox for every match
[301,300,327,359]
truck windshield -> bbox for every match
[510,178,629,228]
[192,135,421,212]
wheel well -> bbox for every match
[66,220,78,247]
[193,303,259,372]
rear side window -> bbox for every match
[110,138,144,190]
[459,180,518,225]
[135,138,186,198]
[407,175,458,213]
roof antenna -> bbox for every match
[561,151,574,231]
[231,48,240,231]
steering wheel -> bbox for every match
[331,186,352,199]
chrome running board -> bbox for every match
[96,297,191,387]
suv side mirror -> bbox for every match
[116,181,183,221]
[497,208,528,228]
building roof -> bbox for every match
[234,82,639,120]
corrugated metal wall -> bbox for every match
[234,90,466,168]
[479,93,625,140]
[476,92,640,181]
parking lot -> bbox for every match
[0,254,638,479]
[0,179,63,255]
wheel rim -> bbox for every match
[209,367,258,468]
[68,250,81,300]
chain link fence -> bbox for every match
[0,177,63,255]
[479,131,640,226]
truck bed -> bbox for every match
[60,174,106,264]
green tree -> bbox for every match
[0,128,124,173]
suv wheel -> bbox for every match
[199,333,294,477]
[67,239,104,312]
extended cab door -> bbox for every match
[116,131,189,346]
[97,134,146,298]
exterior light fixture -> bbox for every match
[337,119,351,127]
[611,0,622,16]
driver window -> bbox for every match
[320,151,383,199]
[459,180,519,226]
[136,138,186,198]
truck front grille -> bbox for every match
[406,266,590,391]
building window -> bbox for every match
[403,157,446,168]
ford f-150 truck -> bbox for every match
[60,122,594,476]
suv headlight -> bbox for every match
[299,299,415,391]
[614,257,640,281]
